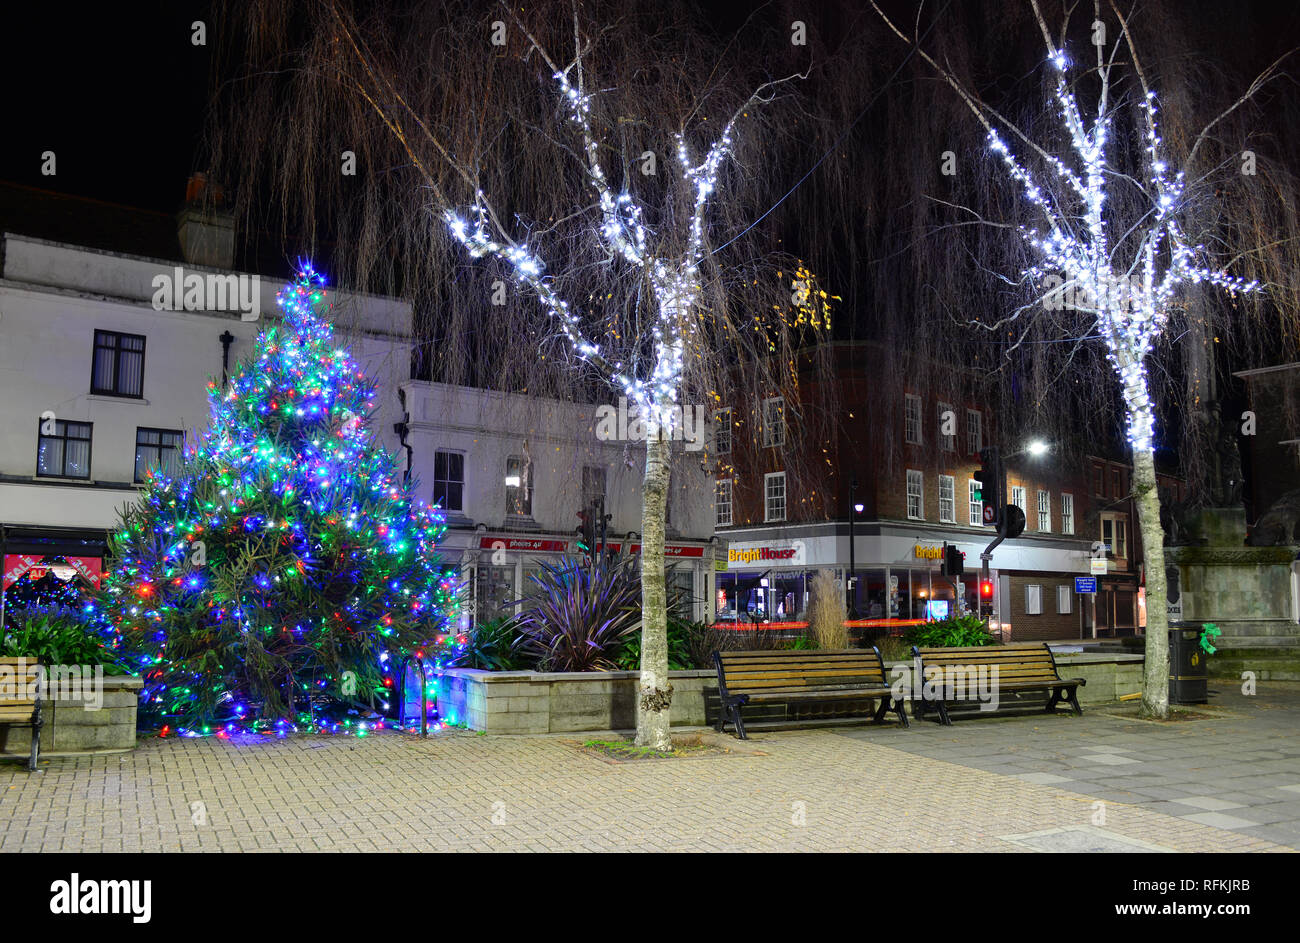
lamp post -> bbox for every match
[848,478,863,617]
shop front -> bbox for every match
[448,531,711,627]
[715,522,1092,637]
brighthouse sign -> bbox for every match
[727,541,805,568]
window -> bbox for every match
[764,472,786,522]
[433,450,465,512]
[134,428,184,482]
[966,409,983,454]
[1101,514,1128,560]
[714,408,732,454]
[939,475,955,523]
[1037,489,1050,532]
[904,395,922,445]
[582,465,607,510]
[968,479,984,526]
[906,469,923,520]
[1011,485,1026,515]
[1092,463,1105,496]
[91,330,146,397]
[37,419,92,479]
[1111,467,1123,499]
[1061,493,1074,535]
[1025,584,1043,615]
[715,479,734,527]
[938,403,956,451]
[761,397,786,448]
[505,455,532,516]
[1057,585,1072,614]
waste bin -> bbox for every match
[1168,623,1207,704]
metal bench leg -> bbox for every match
[892,697,910,728]
[731,704,747,740]
[715,710,726,733]
[28,720,41,773]
[934,700,952,726]
[1045,689,1061,713]
[1066,688,1083,716]
[872,698,889,723]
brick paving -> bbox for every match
[1,684,1297,852]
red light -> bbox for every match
[980,580,994,598]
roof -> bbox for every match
[0,180,182,261]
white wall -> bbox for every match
[0,234,410,530]
[400,380,713,540]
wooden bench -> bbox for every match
[912,643,1084,725]
[0,657,44,771]
[713,648,908,739]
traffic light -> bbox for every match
[942,544,964,577]
[1001,503,1027,539]
[974,447,1003,528]
[979,578,994,600]
[576,509,595,556]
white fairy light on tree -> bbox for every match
[872,0,1272,719]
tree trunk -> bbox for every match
[1122,369,1170,719]
[636,431,672,750]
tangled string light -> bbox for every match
[91,264,461,737]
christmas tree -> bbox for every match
[94,264,457,733]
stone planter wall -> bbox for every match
[436,668,712,734]
[435,652,1143,734]
[0,674,142,758]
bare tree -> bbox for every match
[207,0,828,748]
[874,0,1288,717]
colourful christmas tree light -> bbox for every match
[91,264,460,733]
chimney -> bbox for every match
[176,172,235,269]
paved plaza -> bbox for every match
[1,683,1297,852]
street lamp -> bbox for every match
[1026,439,1050,457]
[848,478,862,618]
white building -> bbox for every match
[0,182,715,624]
[399,380,716,626]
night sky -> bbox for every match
[2,3,211,212]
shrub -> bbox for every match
[507,556,641,672]
[617,613,694,671]
[806,568,848,649]
[1,603,130,672]
[451,617,526,671]
[904,613,996,649]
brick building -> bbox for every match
[713,342,1100,641]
